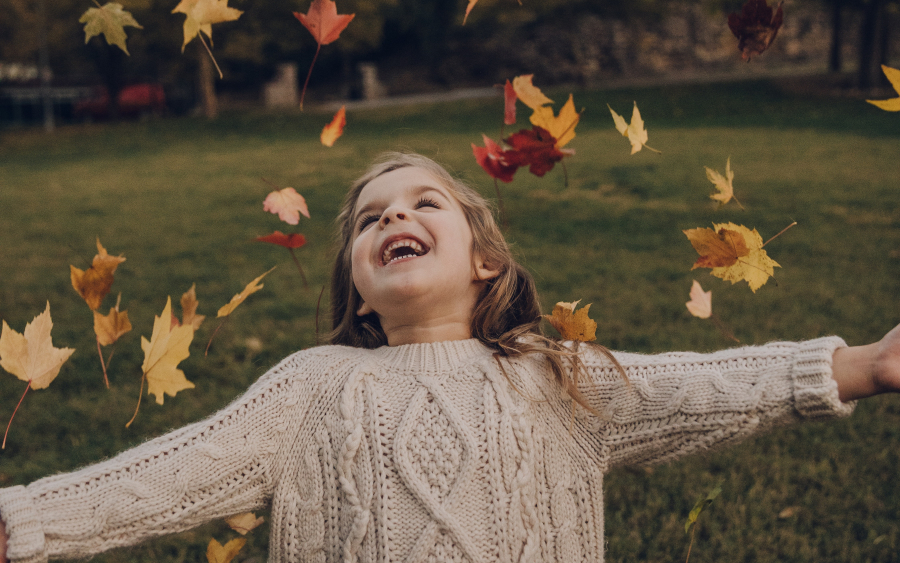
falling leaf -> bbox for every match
[685,482,723,533]
[206,538,246,563]
[608,102,659,155]
[705,157,742,207]
[71,238,126,311]
[263,187,310,225]
[503,79,516,125]
[685,223,780,292]
[172,0,242,52]
[226,512,265,535]
[463,0,478,24]
[512,75,553,111]
[728,0,784,61]
[685,280,712,319]
[543,300,597,342]
[255,231,307,249]
[684,224,750,269]
[778,506,800,519]
[94,300,132,346]
[78,2,143,55]
[321,105,346,147]
[866,65,900,111]
[181,284,205,330]
[529,94,580,148]
[504,126,569,177]
[218,268,275,318]
[472,134,518,183]
[0,303,74,390]
[141,297,195,405]
[294,0,355,109]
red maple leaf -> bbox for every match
[503,79,516,126]
[504,126,568,177]
[728,0,784,61]
[294,0,355,109]
[255,231,307,248]
[472,134,518,183]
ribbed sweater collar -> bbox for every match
[369,338,492,376]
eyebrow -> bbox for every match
[354,185,447,223]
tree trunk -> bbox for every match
[829,0,843,72]
[857,0,884,89]
[198,43,218,119]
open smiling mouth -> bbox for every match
[381,239,429,265]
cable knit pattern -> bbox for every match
[0,337,854,563]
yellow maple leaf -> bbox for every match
[688,222,780,293]
[0,302,74,390]
[511,74,554,111]
[172,0,242,52]
[608,102,660,155]
[685,280,712,319]
[94,296,132,346]
[866,65,900,111]
[141,297,195,405]
[543,300,597,342]
[217,268,275,318]
[705,157,743,208]
[226,512,265,535]
[530,93,580,148]
[181,284,206,330]
[78,2,143,55]
[206,537,246,563]
[71,238,126,311]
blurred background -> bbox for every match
[1,0,898,127]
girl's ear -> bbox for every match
[473,256,501,281]
[357,301,374,316]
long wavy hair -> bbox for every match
[328,152,623,413]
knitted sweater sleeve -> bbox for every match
[574,337,855,468]
[0,349,319,563]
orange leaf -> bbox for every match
[94,299,132,346]
[70,238,126,311]
[543,300,597,342]
[263,187,310,225]
[255,231,307,249]
[0,302,74,389]
[217,268,275,318]
[463,0,478,24]
[206,538,246,563]
[226,512,265,535]
[685,280,712,319]
[181,284,206,330]
[294,0,354,46]
[320,105,346,147]
[683,225,750,269]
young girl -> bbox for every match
[0,152,897,563]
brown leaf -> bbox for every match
[70,238,126,311]
[728,0,784,61]
[181,284,206,330]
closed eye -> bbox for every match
[357,212,379,232]
[415,196,440,210]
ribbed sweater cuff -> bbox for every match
[0,486,46,563]
[792,336,856,419]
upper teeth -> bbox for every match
[383,239,425,264]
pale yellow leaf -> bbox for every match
[141,297,195,405]
[685,280,712,319]
[217,268,275,318]
[226,512,265,535]
[0,303,74,389]
[512,74,553,111]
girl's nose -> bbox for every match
[379,207,408,227]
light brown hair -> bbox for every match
[328,152,623,413]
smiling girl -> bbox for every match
[0,152,897,563]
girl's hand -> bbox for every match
[833,324,900,401]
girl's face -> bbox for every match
[350,166,497,343]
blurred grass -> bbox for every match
[0,77,899,562]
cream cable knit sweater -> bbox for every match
[0,337,854,563]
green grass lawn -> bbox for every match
[0,77,899,562]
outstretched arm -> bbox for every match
[833,324,900,402]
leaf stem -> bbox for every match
[3,380,31,449]
[685,524,697,563]
[762,221,797,248]
[96,335,110,388]
[710,313,740,343]
[125,372,145,428]
[205,317,229,356]
[288,248,309,289]
[731,193,746,211]
[299,43,322,110]
[197,33,223,79]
